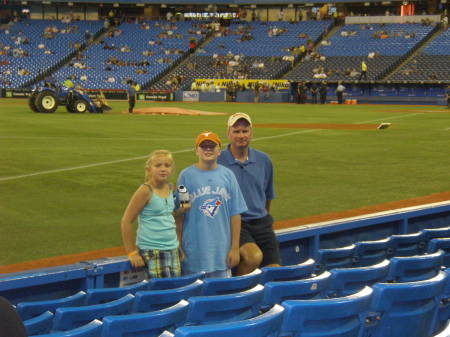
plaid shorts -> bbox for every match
[139,248,181,279]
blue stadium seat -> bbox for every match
[367,271,447,337]
[201,269,262,296]
[435,268,450,333]
[353,237,393,266]
[279,286,373,337]
[433,320,450,337]
[23,311,53,336]
[100,300,189,337]
[261,258,315,283]
[133,280,203,313]
[17,291,87,320]
[85,280,148,305]
[147,272,205,290]
[428,239,450,267]
[390,232,427,256]
[422,227,450,241]
[52,294,134,331]
[159,304,285,337]
[186,284,264,325]
[329,259,390,297]
[316,244,356,272]
[261,271,331,310]
[31,319,102,337]
[386,250,444,282]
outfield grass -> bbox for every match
[1,99,449,265]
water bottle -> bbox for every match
[178,185,190,205]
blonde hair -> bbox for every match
[145,149,174,181]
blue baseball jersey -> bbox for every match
[218,145,275,221]
[176,164,247,274]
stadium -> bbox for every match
[0,0,450,336]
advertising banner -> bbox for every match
[182,91,200,102]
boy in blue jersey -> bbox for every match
[218,113,281,275]
[176,131,247,278]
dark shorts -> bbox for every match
[240,214,281,267]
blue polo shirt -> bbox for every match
[127,86,136,97]
[218,145,275,221]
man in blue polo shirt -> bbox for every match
[218,112,281,275]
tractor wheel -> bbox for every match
[72,99,88,113]
[36,90,58,113]
[28,92,39,113]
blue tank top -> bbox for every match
[137,187,178,250]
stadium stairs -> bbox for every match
[143,30,216,91]
[23,23,108,89]
[378,23,443,81]
[281,22,342,80]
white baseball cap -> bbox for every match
[227,112,252,128]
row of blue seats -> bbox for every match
[320,23,434,57]
[22,269,450,337]
[203,21,332,57]
[423,27,450,55]
[316,226,450,270]
[19,247,450,335]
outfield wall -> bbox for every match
[2,84,447,105]
[1,201,450,304]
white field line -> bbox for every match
[355,112,424,124]
[0,149,193,182]
[0,112,423,182]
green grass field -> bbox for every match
[1,99,449,266]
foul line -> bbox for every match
[0,112,422,182]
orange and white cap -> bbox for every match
[195,131,221,147]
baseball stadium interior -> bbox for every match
[1,0,450,336]
[0,0,449,104]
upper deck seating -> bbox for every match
[0,19,103,89]
[150,20,331,91]
[203,21,332,57]
[287,23,435,82]
[51,21,209,90]
[390,28,450,81]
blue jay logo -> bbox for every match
[200,198,222,218]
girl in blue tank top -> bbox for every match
[121,150,189,278]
